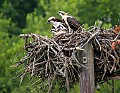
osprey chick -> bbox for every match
[58,11,81,33]
[47,16,68,35]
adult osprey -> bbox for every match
[47,16,68,35]
[58,11,81,33]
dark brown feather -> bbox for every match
[62,19,68,29]
[52,18,62,22]
[67,17,81,31]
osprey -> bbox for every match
[58,11,81,33]
[47,16,68,35]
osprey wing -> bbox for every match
[67,17,81,31]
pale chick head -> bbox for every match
[47,16,56,24]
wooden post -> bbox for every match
[76,43,95,93]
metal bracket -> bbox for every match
[83,57,87,63]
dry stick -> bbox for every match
[70,66,77,82]
[31,78,42,86]
[65,57,70,93]
[102,64,107,80]
[47,74,56,93]
[52,62,65,76]
[11,48,24,64]
[102,48,116,73]
[19,73,27,84]
[105,48,111,72]
[80,29,100,48]
[80,21,103,48]
[31,58,35,76]
[68,57,80,79]
[15,68,25,76]
[111,50,120,71]
[44,41,50,74]
[37,79,48,91]
[19,34,32,38]
[95,37,102,51]
[112,79,115,93]
[56,28,82,55]
[12,73,23,80]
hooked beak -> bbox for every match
[47,21,50,24]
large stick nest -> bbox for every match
[13,23,120,92]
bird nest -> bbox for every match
[13,24,120,92]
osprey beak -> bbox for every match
[47,21,50,24]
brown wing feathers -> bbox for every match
[67,17,81,31]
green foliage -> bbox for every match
[23,11,52,37]
[76,0,120,25]
[0,0,120,93]
[0,0,38,28]
[0,14,20,93]
[96,80,120,93]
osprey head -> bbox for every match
[47,16,56,24]
[58,11,69,17]
[47,16,62,24]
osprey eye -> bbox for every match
[61,12,64,15]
